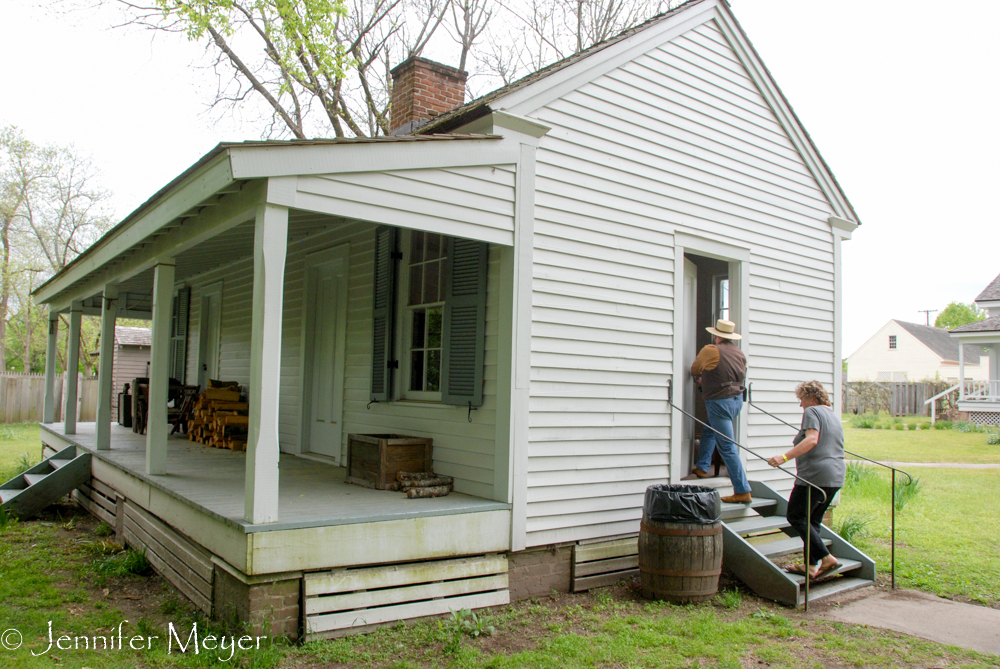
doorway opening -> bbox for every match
[680,252,736,480]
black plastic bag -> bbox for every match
[643,484,721,525]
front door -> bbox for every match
[302,246,348,460]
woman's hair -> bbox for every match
[795,380,831,406]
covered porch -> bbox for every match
[951,315,1000,423]
[28,125,545,637]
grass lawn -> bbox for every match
[0,506,996,669]
[837,464,1000,607]
[0,423,42,479]
[843,424,1000,464]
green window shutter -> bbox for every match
[441,238,487,407]
[370,226,398,402]
[170,287,190,382]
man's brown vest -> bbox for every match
[701,342,746,400]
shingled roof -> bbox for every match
[975,272,1000,303]
[115,326,151,347]
[895,321,983,362]
[950,314,1000,334]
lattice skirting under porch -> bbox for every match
[969,411,1000,426]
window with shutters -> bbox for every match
[369,226,486,407]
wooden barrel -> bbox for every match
[638,514,723,603]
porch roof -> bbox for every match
[32,134,507,312]
[951,314,1000,335]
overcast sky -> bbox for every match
[3,0,997,356]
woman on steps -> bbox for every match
[767,380,845,580]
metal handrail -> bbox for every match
[747,382,912,589]
[666,379,826,609]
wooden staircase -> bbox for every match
[0,445,91,520]
[721,480,876,607]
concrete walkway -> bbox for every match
[817,589,1000,656]
[848,460,1000,469]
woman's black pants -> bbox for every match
[786,484,840,566]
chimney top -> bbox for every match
[389,57,468,135]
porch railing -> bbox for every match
[925,383,960,424]
[962,379,1000,403]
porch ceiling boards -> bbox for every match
[111,210,352,299]
[40,423,508,534]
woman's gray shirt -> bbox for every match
[793,404,845,488]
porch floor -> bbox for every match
[40,423,508,533]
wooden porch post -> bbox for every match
[96,284,119,450]
[147,261,176,475]
[245,203,288,524]
[63,303,83,434]
[42,309,59,424]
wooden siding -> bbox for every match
[183,217,501,500]
[522,18,838,546]
[295,165,517,246]
[112,345,150,410]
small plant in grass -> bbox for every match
[933,420,953,430]
[834,513,871,543]
[850,414,878,429]
[0,453,36,482]
[954,421,986,433]
[715,588,741,610]
[92,521,115,537]
[440,608,495,652]
[0,504,16,530]
[893,476,922,512]
[93,546,152,576]
[986,431,1000,445]
[893,422,906,430]
[844,461,879,489]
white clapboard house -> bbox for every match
[23,0,871,637]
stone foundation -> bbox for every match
[507,544,573,601]
[213,566,301,641]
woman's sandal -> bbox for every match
[784,563,809,576]
[810,562,843,582]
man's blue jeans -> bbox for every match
[695,395,751,494]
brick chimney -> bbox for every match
[389,57,468,135]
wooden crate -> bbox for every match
[346,434,433,490]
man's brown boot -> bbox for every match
[692,468,710,478]
[721,492,752,504]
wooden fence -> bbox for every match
[0,373,99,424]
[842,381,951,417]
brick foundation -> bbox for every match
[213,567,301,641]
[507,545,573,601]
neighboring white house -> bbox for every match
[950,271,1000,424]
[31,0,862,636]
[846,320,986,383]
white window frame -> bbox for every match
[712,274,730,323]
[889,335,897,350]
[396,229,447,402]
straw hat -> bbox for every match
[706,319,741,340]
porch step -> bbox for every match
[721,480,877,609]
[726,515,790,536]
[758,536,832,559]
[0,445,91,520]
[721,498,777,520]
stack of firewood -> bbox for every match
[187,383,249,451]
[396,471,454,498]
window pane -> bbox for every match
[411,309,426,348]
[409,265,422,305]
[427,308,443,348]
[410,230,424,264]
[427,350,440,391]
[424,260,440,304]
[410,350,424,391]
[425,233,442,260]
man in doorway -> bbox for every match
[690,319,752,503]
